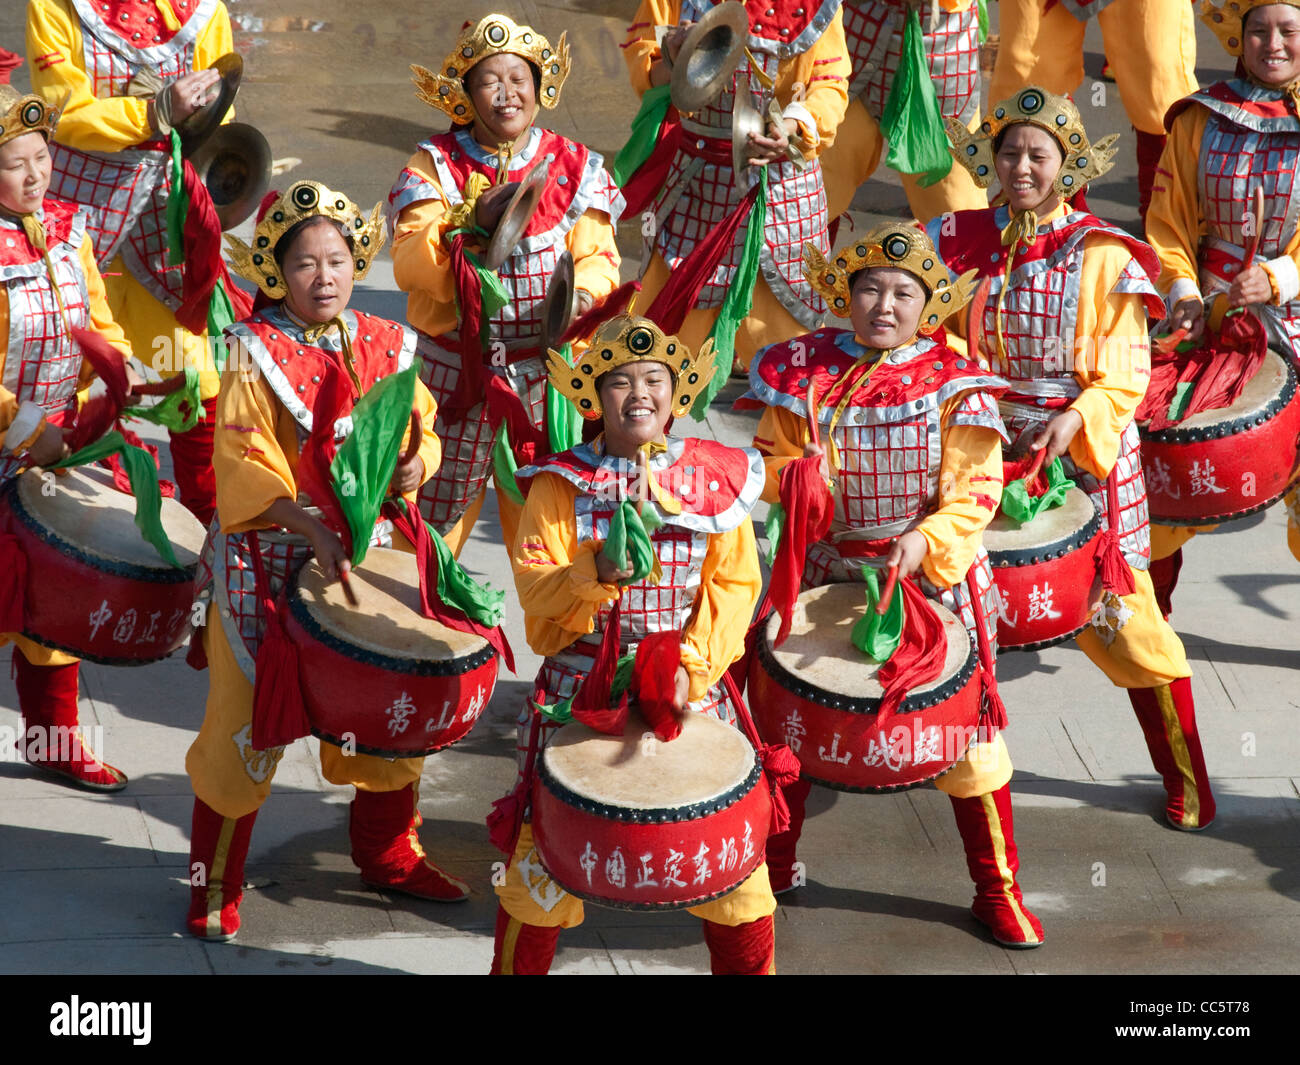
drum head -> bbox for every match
[764,583,969,701]
[1161,347,1290,433]
[295,546,489,663]
[542,711,755,811]
[14,465,205,570]
[983,486,1098,554]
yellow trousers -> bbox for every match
[1074,567,1192,688]
[933,733,1015,799]
[495,823,778,929]
[822,99,987,225]
[990,0,1197,135]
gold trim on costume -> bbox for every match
[411,14,570,123]
[224,180,385,299]
[946,86,1119,199]
[546,314,717,421]
[1155,683,1201,828]
[803,222,978,334]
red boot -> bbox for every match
[1128,677,1216,831]
[1149,549,1184,620]
[765,776,812,894]
[1135,129,1168,230]
[14,654,126,791]
[948,785,1045,948]
[489,905,561,975]
[349,783,470,901]
[186,798,257,941]
[703,915,776,974]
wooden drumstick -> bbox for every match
[401,409,422,465]
[1154,326,1189,354]
[338,564,360,607]
[1243,185,1266,268]
[805,380,821,449]
[875,562,900,617]
[1023,447,1047,488]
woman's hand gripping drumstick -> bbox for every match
[259,498,353,598]
[802,380,831,482]
[389,410,425,497]
[1029,408,1083,466]
[881,529,929,612]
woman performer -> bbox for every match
[489,315,777,975]
[931,87,1217,832]
[0,69,132,791]
[747,223,1044,948]
[26,0,235,525]
[1145,0,1300,603]
[821,0,986,226]
[184,180,461,942]
[622,1,851,376]
[387,13,623,558]
[988,0,1198,226]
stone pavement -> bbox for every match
[0,1,1297,976]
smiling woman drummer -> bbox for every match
[488,314,778,975]
[744,223,1045,949]
[182,180,461,942]
[931,87,1217,833]
[0,65,136,792]
[1145,0,1300,605]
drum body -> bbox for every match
[1141,349,1300,524]
[285,547,498,758]
[0,466,204,664]
[531,711,771,911]
[748,583,980,793]
[984,486,1102,651]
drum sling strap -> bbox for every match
[245,529,311,751]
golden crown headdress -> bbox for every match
[0,86,60,150]
[546,315,717,421]
[224,181,385,299]
[946,86,1119,199]
[1200,0,1300,55]
[411,14,570,124]
[804,223,978,335]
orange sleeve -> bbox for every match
[389,152,459,339]
[622,0,680,96]
[752,404,810,503]
[569,209,621,302]
[1145,105,1207,309]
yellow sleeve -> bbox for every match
[514,472,621,657]
[569,209,621,302]
[623,0,681,96]
[29,0,153,150]
[389,153,459,339]
[395,378,442,511]
[212,343,300,533]
[752,404,809,503]
[916,402,1004,590]
[1066,238,1152,479]
[678,518,762,701]
[784,9,850,156]
[1145,105,1207,307]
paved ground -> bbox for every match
[1,2,1296,978]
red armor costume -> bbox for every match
[934,88,1217,832]
[490,316,779,975]
[623,0,851,372]
[744,223,1044,947]
[388,15,623,558]
[27,0,237,526]
[0,75,132,792]
[822,0,986,225]
[184,183,463,942]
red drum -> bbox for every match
[531,711,772,911]
[285,546,498,758]
[748,583,980,793]
[0,465,205,664]
[1141,348,1300,524]
[984,486,1102,651]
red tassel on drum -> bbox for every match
[570,602,629,736]
[487,716,540,856]
[722,671,801,837]
[632,630,683,742]
[0,531,28,634]
[250,603,312,750]
[1095,475,1136,597]
[964,571,1008,735]
[769,457,834,647]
